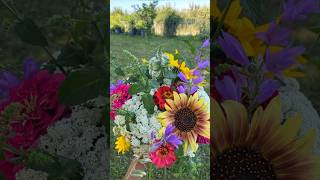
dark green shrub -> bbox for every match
[155,7,182,37]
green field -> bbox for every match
[110,34,210,179]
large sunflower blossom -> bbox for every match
[158,92,210,155]
[211,96,320,179]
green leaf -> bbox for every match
[150,79,160,88]
[0,172,5,180]
[114,67,125,76]
[57,43,89,66]
[128,83,143,95]
[59,67,107,105]
[131,170,147,177]
[142,94,154,114]
[310,26,320,33]
[26,150,83,180]
[14,18,48,46]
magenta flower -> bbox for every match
[0,59,67,179]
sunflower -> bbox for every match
[158,92,210,155]
[211,96,320,179]
[115,135,130,154]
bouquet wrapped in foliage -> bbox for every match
[110,39,210,178]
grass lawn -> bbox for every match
[110,33,210,179]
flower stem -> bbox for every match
[212,0,234,41]
[0,0,22,21]
[43,47,67,75]
[164,168,168,180]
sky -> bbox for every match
[110,0,210,12]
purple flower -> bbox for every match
[256,21,292,46]
[178,72,188,82]
[23,58,40,79]
[215,76,242,101]
[110,79,123,92]
[0,71,20,103]
[265,46,305,74]
[150,124,182,152]
[217,32,250,66]
[0,58,40,103]
[177,85,186,94]
[281,0,320,22]
[256,79,279,104]
[201,39,210,48]
[198,60,209,69]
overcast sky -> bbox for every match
[110,0,210,12]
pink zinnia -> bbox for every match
[110,82,131,120]
[0,69,68,180]
[149,143,176,169]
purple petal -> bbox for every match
[178,72,188,82]
[256,80,279,103]
[265,46,305,74]
[0,71,20,89]
[192,69,202,76]
[281,0,320,22]
[166,134,182,149]
[215,76,241,101]
[198,60,209,69]
[190,86,198,94]
[164,124,174,138]
[150,141,163,152]
[201,39,210,48]
[177,85,186,94]
[117,79,123,85]
[256,21,292,46]
[23,58,40,79]
[217,32,250,66]
[192,76,204,85]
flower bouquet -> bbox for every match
[211,0,320,178]
[110,40,210,178]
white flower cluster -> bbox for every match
[197,86,210,112]
[16,97,107,180]
[279,78,320,153]
[113,93,162,156]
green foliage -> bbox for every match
[155,6,182,37]
[14,18,48,46]
[58,67,107,106]
[26,150,84,180]
[132,0,158,32]
[141,94,154,114]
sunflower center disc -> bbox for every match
[174,108,197,132]
[212,147,277,180]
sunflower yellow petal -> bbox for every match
[294,128,316,153]
[280,114,302,140]
[173,91,180,102]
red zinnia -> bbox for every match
[149,143,176,168]
[153,86,173,110]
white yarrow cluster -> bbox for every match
[279,78,320,153]
[114,93,162,156]
[16,97,107,180]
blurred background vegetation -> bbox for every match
[0,0,105,75]
[110,1,209,38]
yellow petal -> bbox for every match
[294,128,316,153]
[173,91,180,102]
[280,114,302,140]
[222,100,248,144]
